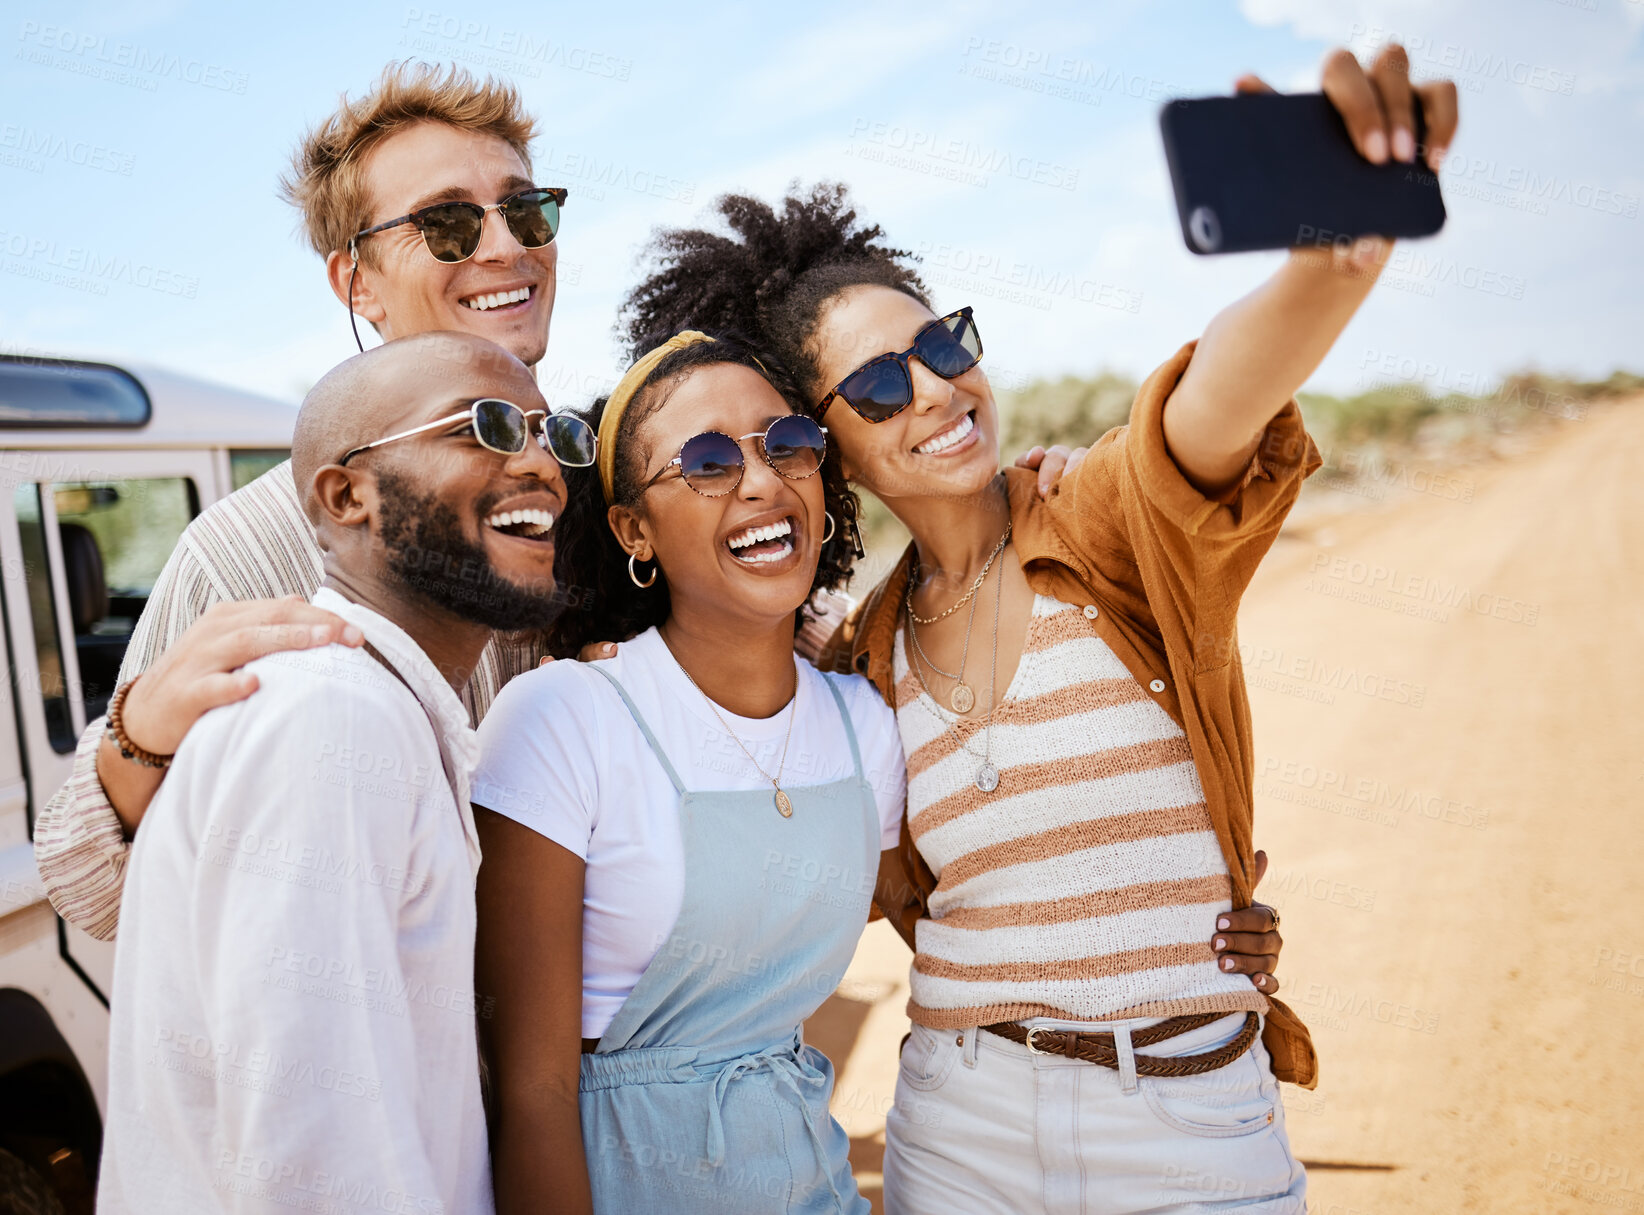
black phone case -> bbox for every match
[1159,92,1446,254]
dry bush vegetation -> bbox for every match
[847,367,1642,588]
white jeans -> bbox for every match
[882,1012,1306,1215]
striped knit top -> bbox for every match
[893,594,1269,1028]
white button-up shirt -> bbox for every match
[98,587,492,1215]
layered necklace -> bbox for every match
[904,523,1012,713]
[904,525,1011,793]
[668,647,798,818]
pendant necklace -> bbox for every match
[669,647,798,817]
[906,536,1006,793]
[908,569,980,712]
[906,523,1011,713]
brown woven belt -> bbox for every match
[980,1011,1259,1077]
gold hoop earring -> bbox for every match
[628,552,658,588]
[822,512,836,544]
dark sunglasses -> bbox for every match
[338,398,597,468]
[345,186,568,353]
[816,306,983,423]
[349,186,568,265]
[640,415,827,498]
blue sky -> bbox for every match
[2,0,1640,409]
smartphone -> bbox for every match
[1159,92,1446,255]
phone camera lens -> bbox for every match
[1189,206,1222,252]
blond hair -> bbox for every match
[279,61,537,266]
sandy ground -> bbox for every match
[811,397,1644,1214]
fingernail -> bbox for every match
[1222,957,1236,971]
[311,624,332,644]
[1353,236,1388,268]
[604,643,616,655]
[1214,938,1227,951]
[1426,144,1448,173]
[343,625,364,644]
[1392,127,1414,162]
[1218,917,1231,930]
[1365,130,1388,164]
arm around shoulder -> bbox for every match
[31,538,220,937]
[33,720,130,941]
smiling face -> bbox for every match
[612,362,826,631]
[809,285,1001,506]
[339,122,558,367]
[351,342,568,627]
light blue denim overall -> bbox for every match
[579,667,878,1214]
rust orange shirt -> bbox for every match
[822,340,1323,1087]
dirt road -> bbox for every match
[815,397,1644,1214]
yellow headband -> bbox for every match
[598,331,717,504]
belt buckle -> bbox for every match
[1024,1026,1055,1056]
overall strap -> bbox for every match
[588,664,686,795]
[820,675,864,781]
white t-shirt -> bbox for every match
[472,626,907,1039]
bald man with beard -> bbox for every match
[96,334,563,1215]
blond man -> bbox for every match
[35,62,569,937]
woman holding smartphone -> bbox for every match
[612,43,1455,1215]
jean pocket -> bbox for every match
[1140,1050,1277,1139]
[896,1023,958,1093]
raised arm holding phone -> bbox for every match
[609,43,1457,1214]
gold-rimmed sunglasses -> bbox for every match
[640,415,827,497]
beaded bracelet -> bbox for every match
[104,679,173,770]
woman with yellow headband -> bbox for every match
[471,332,903,1213]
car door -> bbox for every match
[2,448,221,1010]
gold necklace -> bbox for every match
[905,544,1005,792]
[907,560,982,712]
[669,649,799,818]
[907,523,1013,625]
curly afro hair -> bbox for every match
[542,333,862,659]
[619,182,931,406]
